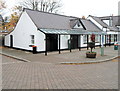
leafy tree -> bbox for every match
[4,12,19,31]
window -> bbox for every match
[83,35,87,43]
[111,35,114,42]
[77,23,80,27]
[95,35,100,42]
[31,35,35,44]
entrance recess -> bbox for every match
[10,35,13,48]
[71,35,78,49]
[46,34,58,51]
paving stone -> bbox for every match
[2,56,118,89]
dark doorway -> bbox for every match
[46,34,58,51]
[71,35,78,49]
[10,35,13,48]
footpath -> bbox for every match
[0,46,118,64]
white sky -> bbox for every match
[4,0,120,17]
[62,0,120,17]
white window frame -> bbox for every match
[95,35,100,43]
[83,35,87,44]
[30,35,35,44]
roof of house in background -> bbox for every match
[89,15,108,28]
[99,16,120,26]
[89,15,120,31]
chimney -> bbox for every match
[82,16,85,19]
[109,14,113,26]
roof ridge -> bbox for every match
[24,8,78,19]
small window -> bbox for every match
[83,35,87,43]
[95,35,100,43]
[77,23,80,27]
[31,35,35,44]
[111,35,114,42]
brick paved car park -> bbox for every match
[2,55,118,89]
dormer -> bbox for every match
[70,19,84,29]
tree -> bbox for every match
[11,6,23,16]
[0,0,6,30]
[18,0,62,13]
[0,0,6,9]
[4,12,19,31]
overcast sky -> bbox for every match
[4,0,120,17]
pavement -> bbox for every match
[0,45,118,64]
[1,46,119,89]
[2,55,118,89]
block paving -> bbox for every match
[1,46,119,89]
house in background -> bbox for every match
[80,18,103,48]
[88,15,120,46]
[4,9,110,55]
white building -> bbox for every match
[88,15,120,46]
[4,9,106,55]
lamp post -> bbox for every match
[101,32,104,56]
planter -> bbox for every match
[86,52,96,58]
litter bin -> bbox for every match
[32,45,37,54]
[114,43,118,50]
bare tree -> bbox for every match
[11,6,23,15]
[0,0,6,9]
[19,0,62,13]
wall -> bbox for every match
[4,11,45,51]
[81,35,101,47]
[59,35,70,49]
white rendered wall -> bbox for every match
[5,11,45,51]
[103,20,109,26]
[4,35,10,46]
[81,35,87,47]
[35,31,45,52]
[81,35,101,47]
[59,35,70,49]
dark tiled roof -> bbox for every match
[69,18,79,28]
[25,9,104,32]
[90,16,108,28]
[80,19,102,32]
[25,9,76,30]
[90,15,120,31]
[99,16,120,26]
[112,16,120,26]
